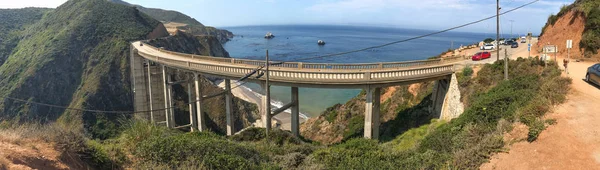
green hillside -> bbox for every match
[0,8,51,66]
[0,0,166,138]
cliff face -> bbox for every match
[300,83,436,144]
[146,31,258,134]
[538,0,600,60]
[0,0,167,138]
[108,0,234,43]
[148,30,230,57]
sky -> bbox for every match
[2,0,574,35]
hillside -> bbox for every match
[0,8,51,66]
[108,0,234,43]
[0,0,169,138]
[300,83,436,144]
[538,0,600,60]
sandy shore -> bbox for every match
[216,80,307,131]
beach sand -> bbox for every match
[216,80,307,131]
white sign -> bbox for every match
[544,45,557,53]
[567,40,573,49]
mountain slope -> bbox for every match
[0,0,168,138]
[108,0,234,43]
[0,8,51,66]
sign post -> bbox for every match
[528,43,531,58]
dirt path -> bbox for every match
[481,57,600,169]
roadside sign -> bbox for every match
[528,46,531,51]
[528,44,531,47]
[567,40,573,49]
[544,45,557,53]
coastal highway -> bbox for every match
[466,38,539,65]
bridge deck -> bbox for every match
[132,41,461,88]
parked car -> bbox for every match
[505,40,514,46]
[586,63,600,86]
[480,44,495,50]
[472,52,491,61]
[511,42,519,48]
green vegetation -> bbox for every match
[0,8,50,66]
[483,38,495,43]
[0,0,162,139]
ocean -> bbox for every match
[222,25,488,117]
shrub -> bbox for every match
[134,132,265,169]
[527,119,546,142]
[462,66,474,77]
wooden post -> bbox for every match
[262,50,272,137]
[225,79,234,136]
[291,87,300,137]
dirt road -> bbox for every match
[481,57,600,169]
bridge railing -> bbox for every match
[140,42,465,72]
[138,49,455,84]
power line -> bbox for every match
[1,0,539,115]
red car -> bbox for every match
[472,52,491,61]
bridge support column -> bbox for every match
[130,47,149,120]
[364,86,381,140]
[225,79,234,136]
[162,65,175,128]
[261,83,272,133]
[291,87,300,137]
[431,74,464,120]
[188,81,197,132]
[146,60,154,123]
[194,73,207,131]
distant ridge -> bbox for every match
[107,0,233,43]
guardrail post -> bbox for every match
[231,58,236,64]
[298,62,303,69]
[378,63,383,69]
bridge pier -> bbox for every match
[194,73,207,131]
[364,86,381,139]
[431,73,464,120]
[130,48,150,120]
[187,81,197,132]
[162,65,175,128]
[225,79,234,136]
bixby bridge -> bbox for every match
[130,41,465,139]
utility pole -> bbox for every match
[496,0,500,61]
[509,20,514,39]
[264,50,271,140]
[504,48,509,80]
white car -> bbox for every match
[480,44,495,50]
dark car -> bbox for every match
[471,52,491,61]
[505,40,514,46]
[586,63,600,86]
[511,42,519,48]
